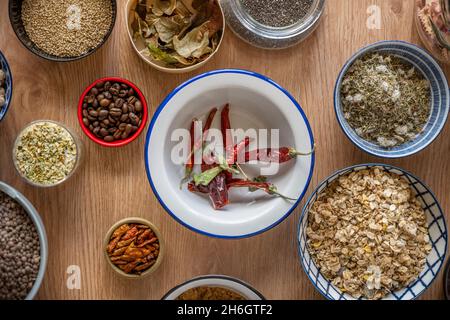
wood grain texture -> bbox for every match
[0,0,449,300]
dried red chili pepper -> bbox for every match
[233,137,251,164]
[208,173,229,210]
[242,146,315,164]
[183,118,197,180]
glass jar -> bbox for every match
[415,0,450,64]
[12,120,83,188]
[221,0,326,49]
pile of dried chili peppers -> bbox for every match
[183,104,315,210]
[106,223,160,275]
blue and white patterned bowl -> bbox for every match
[0,50,13,122]
[334,41,450,158]
[298,164,448,300]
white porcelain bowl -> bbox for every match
[145,69,315,238]
[162,275,265,300]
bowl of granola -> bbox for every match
[298,164,448,300]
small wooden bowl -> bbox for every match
[125,0,225,74]
[103,217,164,279]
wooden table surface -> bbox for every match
[0,0,448,300]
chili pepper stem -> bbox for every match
[289,144,317,158]
[267,186,298,202]
[235,163,250,181]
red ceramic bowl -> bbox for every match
[78,77,148,147]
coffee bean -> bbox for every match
[116,98,124,109]
[82,81,144,143]
[135,101,143,112]
[110,108,122,117]
[87,95,95,104]
[118,123,127,131]
[129,113,139,126]
[100,128,109,137]
[99,110,109,118]
[110,87,119,96]
[90,87,99,96]
[100,99,110,108]
[96,81,105,89]
[104,92,112,100]
[120,114,129,122]
[113,130,122,140]
[128,96,137,104]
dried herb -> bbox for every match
[132,0,223,68]
[340,53,431,148]
[14,122,78,185]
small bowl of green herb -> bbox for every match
[12,120,82,188]
[334,40,449,158]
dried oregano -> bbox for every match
[340,53,431,148]
[14,122,77,185]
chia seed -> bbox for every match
[240,0,314,27]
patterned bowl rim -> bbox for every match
[297,163,448,300]
[0,50,13,122]
[333,40,450,159]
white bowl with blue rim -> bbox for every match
[298,163,448,300]
[334,41,450,158]
[0,50,13,122]
[145,69,315,239]
[162,275,265,300]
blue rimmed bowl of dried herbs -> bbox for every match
[334,40,450,158]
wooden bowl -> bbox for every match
[103,217,164,279]
[125,0,225,74]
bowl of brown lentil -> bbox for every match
[298,164,448,300]
[334,41,450,158]
[103,217,164,279]
[8,0,117,62]
[12,120,82,188]
[0,181,48,300]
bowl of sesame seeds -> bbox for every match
[8,0,117,62]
